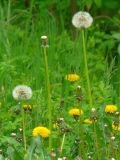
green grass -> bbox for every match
[0,1,120,160]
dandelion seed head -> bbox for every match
[12,85,32,101]
[72,11,93,29]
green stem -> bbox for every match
[22,108,27,151]
[82,29,93,109]
[43,47,52,151]
[93,123,100,160]
[79,115,86,159]
[60,133,66,155]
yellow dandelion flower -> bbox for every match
[112,123,120,131]
[84,118,97,124]
[69,108,83,116]
[105,105,117,113]
[32,126,50,138]
[65,74,80,82]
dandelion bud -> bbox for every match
[41,35,48,47]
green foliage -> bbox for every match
[0,0,120,159]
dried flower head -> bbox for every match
[65,74,80,82]
[32,126,50,138]
[69,108,83,116]
[11,132,17,137]
[13,85,32,101]
[41,35,48,47]
[72,11,93,29]
[105,105,117,113]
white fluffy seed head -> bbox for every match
[12,85,32,101]
[72,11,93,29]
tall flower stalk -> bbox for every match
[41,36,52,151]
[12,85,32,151]
[81,29,93,109]
[22,104,27,151]
[72,11,93,109]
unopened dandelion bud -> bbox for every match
[41,35,48,47]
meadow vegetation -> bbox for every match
[0,0,120,160]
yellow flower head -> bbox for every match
[69,108,83,116]
[23,104,32,111]
[84,118,97,124]
[105,105,117,113]
[32,126,50,138]
[65,74,80,82]
[112,123,120,131]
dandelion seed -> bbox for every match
[72,11,93,29]
[32,126,50,138]
[105,105,117,113]
[65,74,80,82]
[13,85,32,101]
